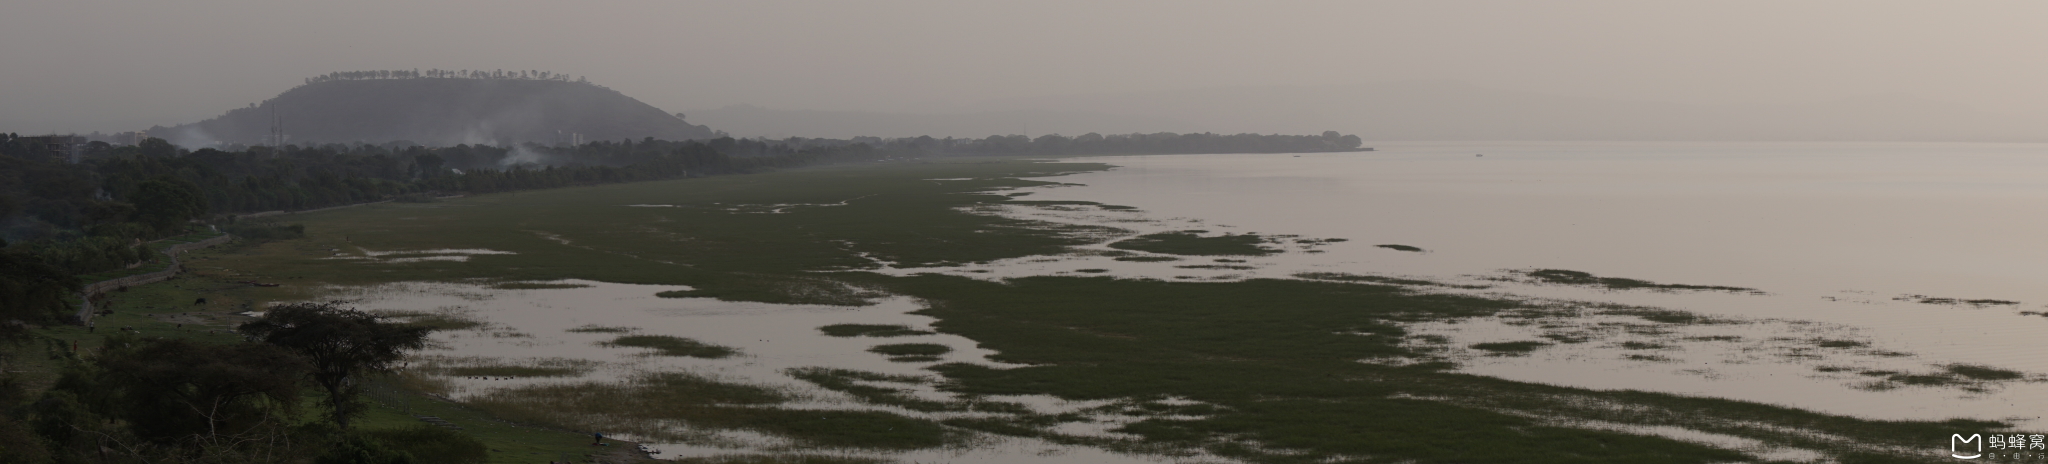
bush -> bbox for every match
[316,432,418,464]
[362,426,489,464]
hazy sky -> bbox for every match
[6,0,2047,134]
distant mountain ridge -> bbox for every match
[151,76,715,147]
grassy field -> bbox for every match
[22,156,1983,463]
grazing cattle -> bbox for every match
[193,297,208,305]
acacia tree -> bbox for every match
[94,337,306,442]
[238,302,431,429]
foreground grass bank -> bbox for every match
[38,157,1984,463]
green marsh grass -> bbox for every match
[1108,231,1276,256]
[866,343,951,357]
[1472,341,1552,354]
[1896,294,2021,306]
[1948,364,2024,381]
[1524,269,1757,293]
[605,335,738,358]
[1618,341,1669,350]
[818,324,932,338]
[1293,271,1489,289]
[417,356,599,378]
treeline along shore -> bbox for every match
[0,130,1365,327]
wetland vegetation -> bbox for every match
[0,151,1999,463]
[1520,269,1758,293]
[817,324,932,338]
[605,335,739,358]
[1107,230,1278,256]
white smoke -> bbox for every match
[498,144,556,167]
[457,123,499,146]
[166,126,218,149]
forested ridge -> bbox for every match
[302,68,588,85]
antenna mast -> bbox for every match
[269,102,285,149]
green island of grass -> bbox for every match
[604,334,739,358]
[867,343,952,357]
[1471,340,1552,354]
[1523,269,1758,293]
[1107,231,1277,256]
[820,324,933,338]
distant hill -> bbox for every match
[151,76,715,146]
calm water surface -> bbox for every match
[1041,141,2048,300]
[999,141,2048,427]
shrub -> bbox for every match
[362,426,489,464]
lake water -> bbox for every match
[979,141,2048,428]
